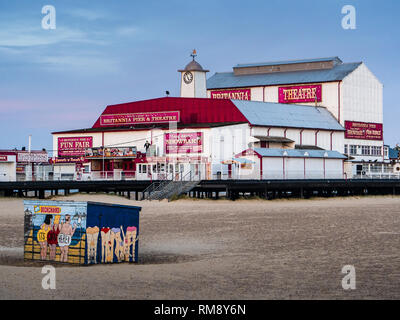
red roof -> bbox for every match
[91,97,248,129]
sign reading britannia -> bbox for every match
[210,89,251,100]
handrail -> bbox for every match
[144,171,174,199]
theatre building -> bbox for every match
[207,57,385,176]
[51,55,351,180]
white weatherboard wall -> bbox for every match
[341,63,384,161]
[207,82,341,119]
[251,126,344,152]
[0,155,16,182]
[260,157,343,180]
[341,63,383,125]
[263,82,340,120]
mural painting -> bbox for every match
[86,225,138,264]
[24,201,87,264]
[24,200,141,265]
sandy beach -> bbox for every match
[0,194,400,299]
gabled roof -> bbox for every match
[91,97,248,129]
[55,97,343,134]
[252,148,346,159]
[234,57,342,68]
[207,62,362,89]
[232,100,344,131]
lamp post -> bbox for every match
[28,134,32,181]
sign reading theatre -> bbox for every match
[278,84,322,104]
[100,111,180,126]
[345,121,383,140]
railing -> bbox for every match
[142,172,174,200]
[8,168,400,182]
[353,173,400,179]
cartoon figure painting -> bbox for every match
[121,226,138,262]
[110,228,121,262]
[37,214,53,260]
[86,226,99,263]
[100,227,111,263]
[47,215,60,261]
[58,214,78,262]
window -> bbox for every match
[370,163,382,173]
[344,145,348,155]
[361,145,371,155]
[371,146,382,156]
[350,145,357,155]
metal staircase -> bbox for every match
[143,171,200,201]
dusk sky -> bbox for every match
[0,0,399,153]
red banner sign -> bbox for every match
[278,84,322,104]
[345,121,383,140]
[100,111,180,126]
[51,157,87,164]
[85,147,137,158]
[58,137,93,157]
[0,155,8,161]
[164,132,203,154]
[210,89,251,100]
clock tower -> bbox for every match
[178,50,209,98]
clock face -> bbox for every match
[183,71,193,84]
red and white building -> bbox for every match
[49,54,392,180]
[51,56,350,180]
[207,57,385,176]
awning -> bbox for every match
[253,135,294,143]
[221,158,255,165]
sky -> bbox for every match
[0,0,399,153]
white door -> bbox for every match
[0,163,11,182]
[137,164,151,180]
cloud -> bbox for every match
[0,25,98,47]
[36,54,120,74]
[66,8,107,21]
[116,26,138,36]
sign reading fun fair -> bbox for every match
[164,132,203,154]
[100,111,180,126]
[278,84,322,104]
[58,137,93,157]
[210,89,251,100]
[345,121,383,140]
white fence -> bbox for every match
[9,169,400,182]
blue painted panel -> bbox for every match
[86,202,141,264]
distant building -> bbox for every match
[0,149,50,181]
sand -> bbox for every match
[0,194,400,299]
